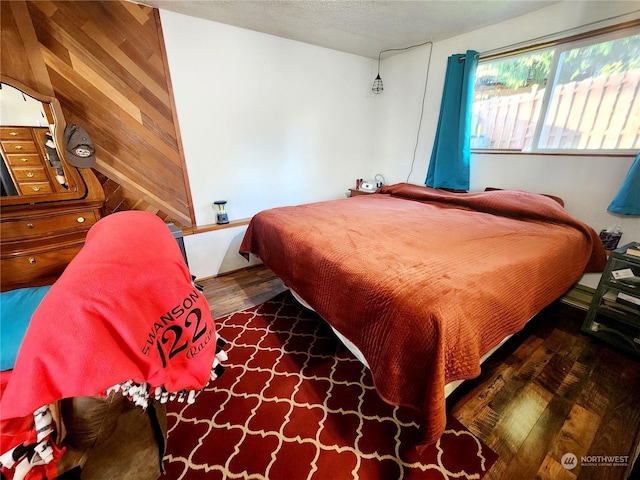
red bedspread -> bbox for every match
[239,183,605,446]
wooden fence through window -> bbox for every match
[471,70,640,150]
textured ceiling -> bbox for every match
[139,0,562,58]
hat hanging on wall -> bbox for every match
[63,124,96,167]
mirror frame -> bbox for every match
[0,75,87,207]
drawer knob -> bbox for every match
[9,132,18,136]
[76,216,86,223]
[15,145,23,150]
[32,186,40,192]
[26,172,34,178]
[29,257,36,264]
[20,158,28,162]
[27,223,34,229]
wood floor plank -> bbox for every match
[580,414,636,480]
[487,342,551,418]
[464,404,502,444]
[580,360,640,480]
[486,381,553,454]
[535,350,576,395]
[576,376,612,418]
[504,335,544,369]
[575,335,603,366]
[536,455,577,480]
[547,403,602,479]
[452,365,511,428]
[555,355,593,403]
[202,266,287,318]
[541,326,576,354]
[499,395,573,479]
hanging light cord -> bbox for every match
[374,39,435,90]
[406,41,433,182]
[377,39,435,66]
[374,40,434,181]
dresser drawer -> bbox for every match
[5,153,44,167]
[17,182,54,195]
[1,245,82,292]
[0,210,98,241]
[1,140,39,154]
[11,167,49,182]
[0,127,33,141]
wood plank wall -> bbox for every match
[0,0,194,228]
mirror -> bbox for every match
[0,76,86,206]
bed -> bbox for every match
[239,182,606,446]
[0,211,227,480]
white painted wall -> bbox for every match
[372,0,640,269]
[183,225,262,278]
[160,11,379,221]
[161,11,379,278]
[161,2,640,281]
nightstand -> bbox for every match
[582,242,640,357]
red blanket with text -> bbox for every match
[1,210,219,425]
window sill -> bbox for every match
[471,149,638,158]
[184,218,252,235]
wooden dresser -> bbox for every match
[0,168,105,291]
[0,76,107,292]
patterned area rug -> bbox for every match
[160,292,497,480]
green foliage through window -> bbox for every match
[556,34,640,84]
[476,51,553,90]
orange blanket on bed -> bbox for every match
[239,183,605,446]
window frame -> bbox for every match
[471,19,640,156]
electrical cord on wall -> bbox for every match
[406,41,433,183]
[377,40,434,65]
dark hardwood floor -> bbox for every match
[199,265,640,480]
[447,301,640,480]
[199,265,287,319]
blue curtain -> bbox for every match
[608,152,640,215]
[426,50,478,191]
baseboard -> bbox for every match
[560,284,595,311]
[194,262,265,283]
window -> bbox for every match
[471,25,640,153]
